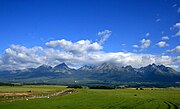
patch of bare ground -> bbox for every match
[0,93,29,96]
[0,89,75,103]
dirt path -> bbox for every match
[0,93,29,96]
[26,89,75,100]
[2,89,75,102]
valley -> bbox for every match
[0,85,179,109]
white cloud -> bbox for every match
[167,65,179,70]
[98,30,112,44]
[175,31,180,36]
[1,42,179,71]
[0,45,45,70]
[167,46,180,53]
[161,36,169,40]
[174,23,180,28]
[46,39,102,54]
[156,41,169,47]
[132,45,139,48]
[173,23,180,36]
[140,39,151,49]
[85,52,180,70]
[132,39,151,51]
[0,31,179,71]
[145,33,150,37]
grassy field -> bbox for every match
[0,85,67,103]
[0,86,179,109]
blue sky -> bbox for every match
[0,0,180,70]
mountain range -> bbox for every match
[0,63,180,84]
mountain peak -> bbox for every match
[36,64,52,70]
[99,62,115,68]
[94,62,120,72]
[152,63,156,65]
[79,65,94,71]
[1,62,180,83]
[38,64,51,68]
[61,63,68,66]
[54,63,70,70]
[125,65,133,68]
[145,63,158,69]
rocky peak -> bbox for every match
[36,64,52,70]
[124,65,134,71]
[97,62,117,69]
[54,63,70,70]
[79,65,94,71]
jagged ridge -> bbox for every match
[0,63,179,83]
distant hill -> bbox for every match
[0,63,179,84]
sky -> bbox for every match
[0,0,180,70]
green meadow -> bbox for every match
[0,86,179,109]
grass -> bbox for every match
[0,85,66,103]
[0,86,180,109]
[0,85,66,92]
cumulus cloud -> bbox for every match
[46,39,102,54]
[0,42,179,71]
[156,41,169,47]
[98,30,112,44]
[174,23,180,28]
[132,39,151,52]
[0,31,179,71]
[132,45,139,48]
[175,31,180,36]
[45,30,112,55]
[161,36,169,40]
[145,33,150,37]
[140,39,151,49]
[166,46,180,53]
[0,45,45,70]
[173,23,180,36]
